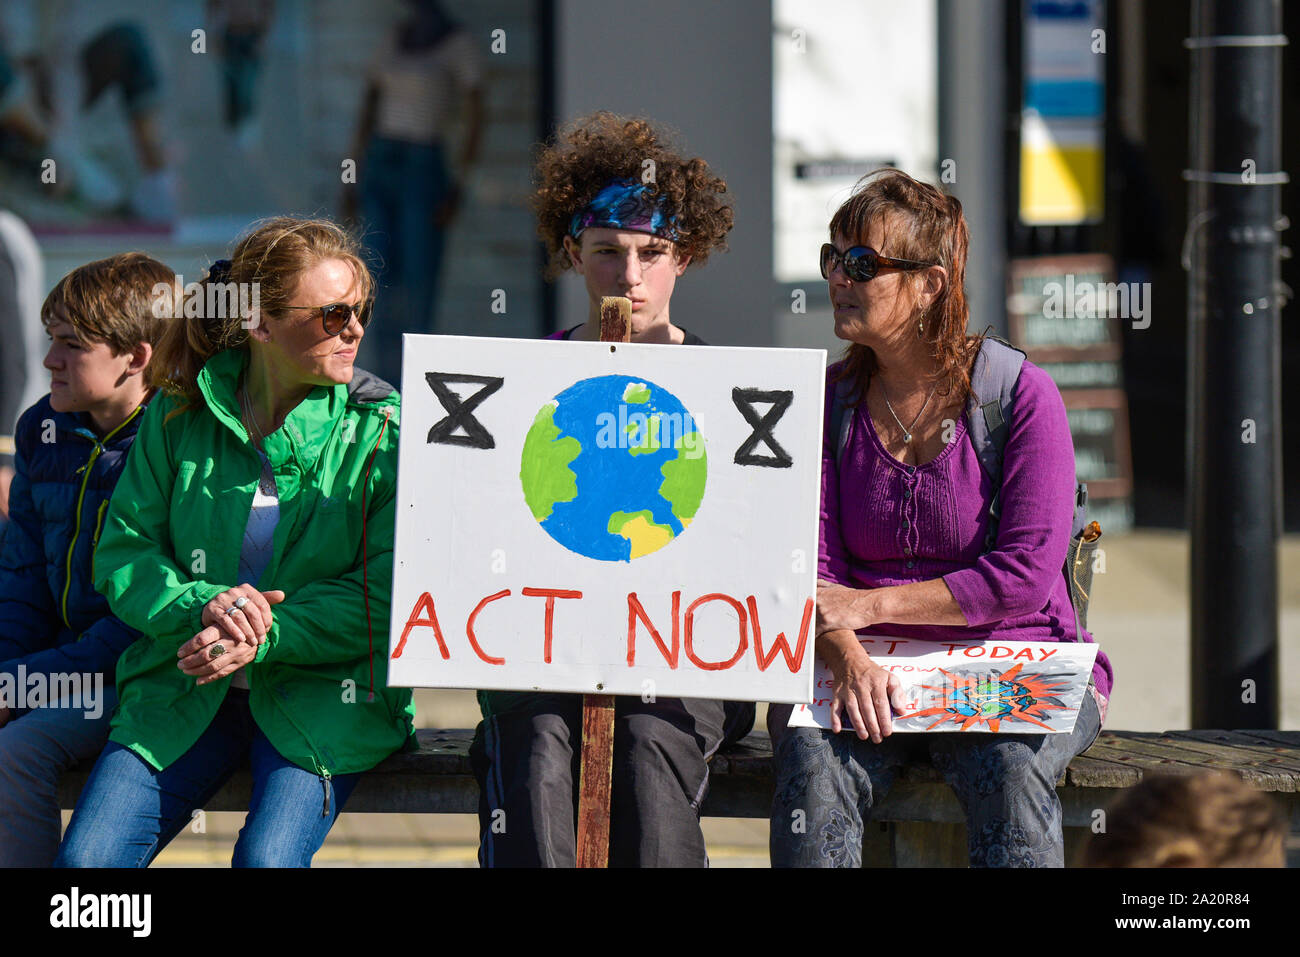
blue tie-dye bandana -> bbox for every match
[568,177,679,241]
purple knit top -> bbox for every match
[819,359,1114,702]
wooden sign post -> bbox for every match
[575,296,631,868]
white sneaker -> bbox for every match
[232,117,261,153]
[129,168,179,223]
[49,140,125,211]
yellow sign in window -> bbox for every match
[1021,142,1104,225]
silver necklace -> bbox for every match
[879,378,939,445]
[240,380,264,444]
[240,381,277,495]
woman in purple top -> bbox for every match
[768,169,1112,868]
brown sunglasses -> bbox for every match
[820,244,937,282]
[280,300,374,336]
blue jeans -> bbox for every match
[768,690,1102,867]
[357,136,451,386]
[55,691,359,868]
[220,30,264,127]
[0,686,117,866]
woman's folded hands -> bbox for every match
[200,584,286,646]
[177,625,260,684]
[177,585,288,684]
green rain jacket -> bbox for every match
[93,348,415,776]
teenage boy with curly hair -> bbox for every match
[470,112,749,867]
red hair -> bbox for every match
[829,168,981,404]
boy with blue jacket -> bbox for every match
[0,251,173,865]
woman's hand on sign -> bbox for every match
[201,585,286,646]
[818,629,905,744]
[177,625,259,684]
[815,579,878,636]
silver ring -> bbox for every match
[208,643,227,660]
[226,596,249,616]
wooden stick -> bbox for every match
[575,692,616,867]
[575,296,632,868]
[599,295,632,343]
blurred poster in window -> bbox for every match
[772,0,937,283]
[1019,0,1106,225]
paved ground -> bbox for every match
[74,530,1297,867]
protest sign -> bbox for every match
[387,334,826,704]
[788,637,1100,733]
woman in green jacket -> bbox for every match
[57,217,414,868]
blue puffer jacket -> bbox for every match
[0,394,146,695]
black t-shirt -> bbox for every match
[559,324,707,345]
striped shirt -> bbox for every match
[367,29,481,145]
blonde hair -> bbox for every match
[41,252,174,354]
[151,216,372,400]
[1082,772,1287,868]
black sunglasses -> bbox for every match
[820,244,937,282]
[280,300,374,336]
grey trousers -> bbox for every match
[471,691,754,868]
[768,690,1102,867]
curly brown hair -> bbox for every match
[829,169,983,407]
[532,112,734,278]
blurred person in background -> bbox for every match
[347,0,484,386]
[0,208,45,539]
[1082,772,1286,867]
[207,0,277,151]
[0,1,175,223]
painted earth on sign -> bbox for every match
[520,375,707,562]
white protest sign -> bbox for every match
[788,637,1100,733]
[387,334,826,703]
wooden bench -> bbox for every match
[58,728,1300,866]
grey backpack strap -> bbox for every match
[965,337,1026,554]
[831,373,862,471]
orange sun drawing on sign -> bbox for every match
[895,663,1074,732]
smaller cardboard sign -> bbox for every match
[788,637,1100,734]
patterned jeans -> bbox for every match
[768,690,1102,867]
